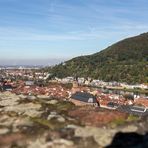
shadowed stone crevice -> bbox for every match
[106,132,148,148]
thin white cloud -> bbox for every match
[0,26,100,41]
[0,22,147,42]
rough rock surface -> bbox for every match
[0,92,148,148]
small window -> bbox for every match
[88,98,93,103]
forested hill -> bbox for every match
[50,33,148,84]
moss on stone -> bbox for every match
[110,118,126,128]
[127,115,140,122]
[56,101,75,111]
[31,117,65,130]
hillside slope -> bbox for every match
[50,33,148,84]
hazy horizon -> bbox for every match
[0,57,70,66]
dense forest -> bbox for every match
[49,33,148,84]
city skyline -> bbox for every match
[0,0,148,65]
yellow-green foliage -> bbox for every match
[31,117,65,130]
[127,115,139,122]
[110,118,126,128]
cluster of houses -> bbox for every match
[12,83,70,99]
[0,78,148,116]
[0,69,148,116]
[0,77,15,91]
[0,69,49,81]
[55,76,148,90]
[70,90,148,116]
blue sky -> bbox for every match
[0,0,148,65]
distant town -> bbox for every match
[0,67,148,117]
